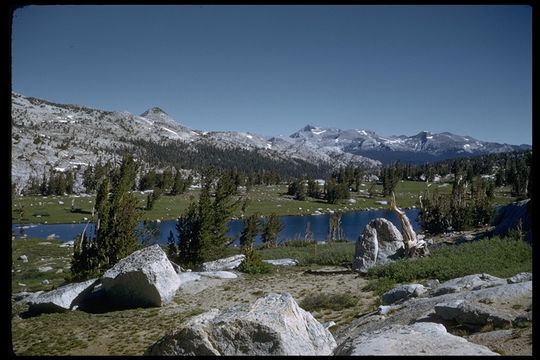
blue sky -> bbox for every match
[12,5,531,145]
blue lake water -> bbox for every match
[12,209,421,246]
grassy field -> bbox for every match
[11,181,518,225]
[11,238,73,293]
[364,235,533,297]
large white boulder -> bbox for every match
[27,278,98,313]
[101,245,180,307]
[352,218,405,273]
[201,254,245,271]
[334,322,498,355]
[145,293,337,355]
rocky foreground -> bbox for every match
[12,242,532,356]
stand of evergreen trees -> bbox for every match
[167,168,243,268]
[69,156,140,281]
[419,167,496,234]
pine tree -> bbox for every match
[240,214,260,250]
[261,214,282,247]
[307,179,320,198]
[196,171,215,261]
[171,171,186,195]
[146,193,154,210]
[212,172,238,248]
[106,156,140,263]
[39,172,48,195]
[166,230,177,261]
[160,168,174,192]
[81,156,141,274]
[326,179,349,204]
[177,200,200,267]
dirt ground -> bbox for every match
[160,265,378,333]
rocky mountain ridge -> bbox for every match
[11,92,529,192]
[288,124,530,164]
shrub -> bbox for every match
[237,247,273,274]
[300,292,358,312]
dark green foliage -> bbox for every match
[139,169,157,191]
[420,170,495,234]
[69,231,100,281]
[288,179,307,200]
[212,170,240,247]
[82,160,110,193]
[176,200,201,267]
[240,214,260,249]
[325,179,349,204]
[170,171,190,195]
[128,138,330,180]
[70,156,141,280]
[158,168,174,192]
[299,292,358,312]
[261,213,283,247]
[175,170,240,267]
[365,236,532,296]
[382,164,400,196]
[331,165,365,192]
[166,230,177,260]
[145,194,154,210]
[146,187,162,210]
[307,179,321,198]
[237,247,273,274]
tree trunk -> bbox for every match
[390,192,429,258]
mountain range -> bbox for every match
[11,92,530,192]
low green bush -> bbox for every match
[237,247,273,274]
[300,292,358,312]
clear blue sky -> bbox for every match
[12,5,532,145]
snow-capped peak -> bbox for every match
[141,107,169,117]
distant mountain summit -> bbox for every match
[289,124,530,164]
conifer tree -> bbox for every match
[197,171,215,261]
[166,230,177,260]
[240,214,260,250]
[70,156,141,279]
[261,213,282,247]
[212,171,239,248]
[177,200,200,267]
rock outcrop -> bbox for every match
[352,218,405,273]
[434,300,514,330]
[492,199,531,242]
[101,245,180,307]
[334,273,531,355]
[334,322,498,355]
[431,273,507,296]
[27,278,98,313]
[382,284,426,305]
[145,293,337,355]
[201,254,245,271]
